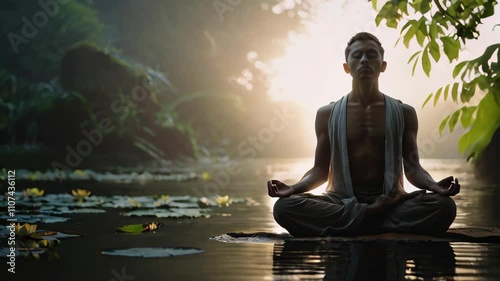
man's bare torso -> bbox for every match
[345,98,386,191]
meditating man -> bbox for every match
[267,32,460,237]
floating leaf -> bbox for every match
[0,214,70,224]
[101,247,203,258]
[39,206,106,215]
[121,208,210,219]
[39,230,84,240]
[116,222,164,233]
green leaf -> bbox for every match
[387,18,398,28]
[407,50,421,64]
[116,224,145,233]
[460,106,476,128]
[372,0,378,10]
[422,46,431,77]
[477,44,500,67]
[439,115,451,134]
[451,83,460,102]
[448,110,461,132]
[483,2,494,18]
[433,87,442,105]
[460,84,475,103]
[400,20,414,34]
[429,40,441,62]
[375,2,393,26]
[394,36,402,47]
[441,37,460,62]
[403,25,417,48]
[116,222,164,233]
[429,21,439,39]
[398,0,409,15]
[458,92,500,160]
[453,61,468,78]
[422,93,433,108]
[443,84,450,101]
[412,56,420,76]
[419,0,431,13]
[416,29,426,47]
[437,24,445,35]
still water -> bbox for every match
[6,158,500,281]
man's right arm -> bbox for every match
[290,105,332,194]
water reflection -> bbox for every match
[273,241,456,280]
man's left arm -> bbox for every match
[401,104,460,196]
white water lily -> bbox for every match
[214,195,230,207]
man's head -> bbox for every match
[343,32,387,80]
[344,32,384,61]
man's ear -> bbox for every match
[381,61,387,72]
[343,63,350,74]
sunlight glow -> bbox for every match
[268,0,381,107]
[266,0,500,156]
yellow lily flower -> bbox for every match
[15,223,37,237]
[71,189,91,202]
[22,187,45,197]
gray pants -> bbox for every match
[273,192,457,237]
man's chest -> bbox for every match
[345,104,386,141]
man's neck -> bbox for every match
[349,79,383,105]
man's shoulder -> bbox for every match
[384,94,415,113]
[316,103,335,118]
[314,103,335,125]
[399,102,416,115]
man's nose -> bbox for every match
[360,54,369,64]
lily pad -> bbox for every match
[101,247,203,258]
[38,230,85,240]
[39,206,106,214]
[0,214,69,223]
[121,208,210,218]
[116,222,164,233]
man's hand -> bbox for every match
[367,190,425,216]
[267,180,294,198]
[431,176,460,197]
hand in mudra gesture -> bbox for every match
[431,176,460,197]
[267,180,294,198]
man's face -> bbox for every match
[343,40,386,80]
